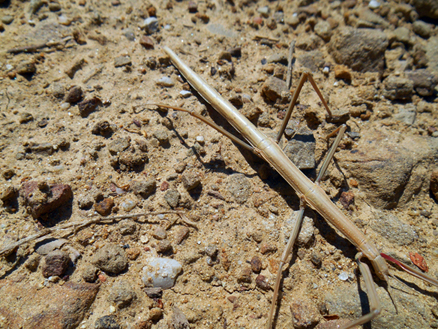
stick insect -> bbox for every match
[150,46,438,329]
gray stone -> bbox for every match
[119,220,137,235]
[394,105,416,125]
[131,179,156,198]
[95,315,120,329]
[143,17,159,34]
[413,21,432,39]
[92,244,128,274]
[156,76,175,87]
[393,27,411,44]
[383,75,413,101]
[329,27,388,73]
[297,50,325,73]
[142,257,182,289]
[108,280,136,309]
[284,213,314,246]
[153,129,170,144]
[108,137,131,154]
[284,128,316,170]
[42,250,70,278]
[314,20,332,41]
[114,55,131,67]
[182,171,201,191]
[82,263,98,282]
[153,226,167,240]
[267,53,288,65]
[1,15,14,24]
[370,212,418,246]
[164,189,180,208]
[227,173,252,204]
[406,69,438,97]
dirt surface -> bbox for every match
[1,0,438,328]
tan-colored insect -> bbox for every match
[151,46,438,329]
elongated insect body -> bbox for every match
[161,46,438,329]
[162,46,389,279]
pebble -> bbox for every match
[78,97,102,117]
[156,76,175,87]
[131,179,156,198]
[368,0,380,9]
[58,15,71,26]
[257,6,270,17]
[314,20,332,41]
[260,242,277,255]
[156,240,172,254]
[338,272,349,281]
[123,28,135,41]
[153,226,167,240]
[49,2,61,11]
[95,315,120,329]
[65,58,86,78]
[108,137,131,154]
[413,21,432,39]
[334,65,352,81]
[92,120,113,136]
[255,275,270,291]
[21,181,73,219]
[267,53,288,65]
[36,239,67,255]
[1,15,13,24]
[108,280,136,309]
[182,171,201,191]
[180,90,192,98]
[114,55,132,67]
[42,250,70,278]
[121,200,136,212]
[164,189,180,208]
[383,75,413,101]
[81,263,98,282]
[227,173,253,204]
[94,197,114,216]
[153,129,170,145]
[77,194,94,209]
[16,60,36,75]
[406,69,438,97]
[174,226,190,244]
[142,17,159,34]
[250,256,262,273]
[92,244,128,274]
[24,253,41,271]
[394,104,416,125]
[284,128,316,170]
[18,112,34,124]
[329,27,388,73]
[290,296,320,328]
[142,257,182,289]
[119,220,137,235]
[188,1,197,13]
[65,86,83,103]
[29,0,43,14]
[285,214,314,246]
[236,265,252,283]
[139,35,154,49]
[261,77,288,102]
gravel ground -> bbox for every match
[1,0,438,328]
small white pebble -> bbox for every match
[140,235,149,244]
[338,272,349,281]
[180,90,192,98]
[333,81,339,87]
[58,15,71,26]
[157,214,165,219]
[432,131,438,138]
[156,76,175,87]
[196,135,205,143]
[60,102,70,110]
[109,306,116,313]
[368,0,380,9]
[6,64,13,70]
[197,241,201,245]
[323,66,330,74]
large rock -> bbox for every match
[329,27,388,73]
[0,280,99,329]
[411,0,438,19]
[336,127,438,209]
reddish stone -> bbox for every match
[94,197,114,216]
[21,181,72,219]
[42,250,70,278]
[0,280,99,329]
[140,35,154,49]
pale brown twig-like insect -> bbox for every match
[149,46,438,329]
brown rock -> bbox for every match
[236,265,252,283]
[334,65,352,81]
[21,181,73,219]
[42,250,70,278]
[290,296,320,329]
[250,256,262,273]
[140,35,154,49]
[0,280,98,328]
[260,242,277,255]
[431,169,438,200]
[94,197,114,216]
[181,171,201,191]
[156,240,172,254]
[174,226,190,244]
[261,77,288,102]
[65,86,83,103]
[92,244,128,274]
[255,274,270,291]
[78,97,103,117]
[340,190,355,210]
